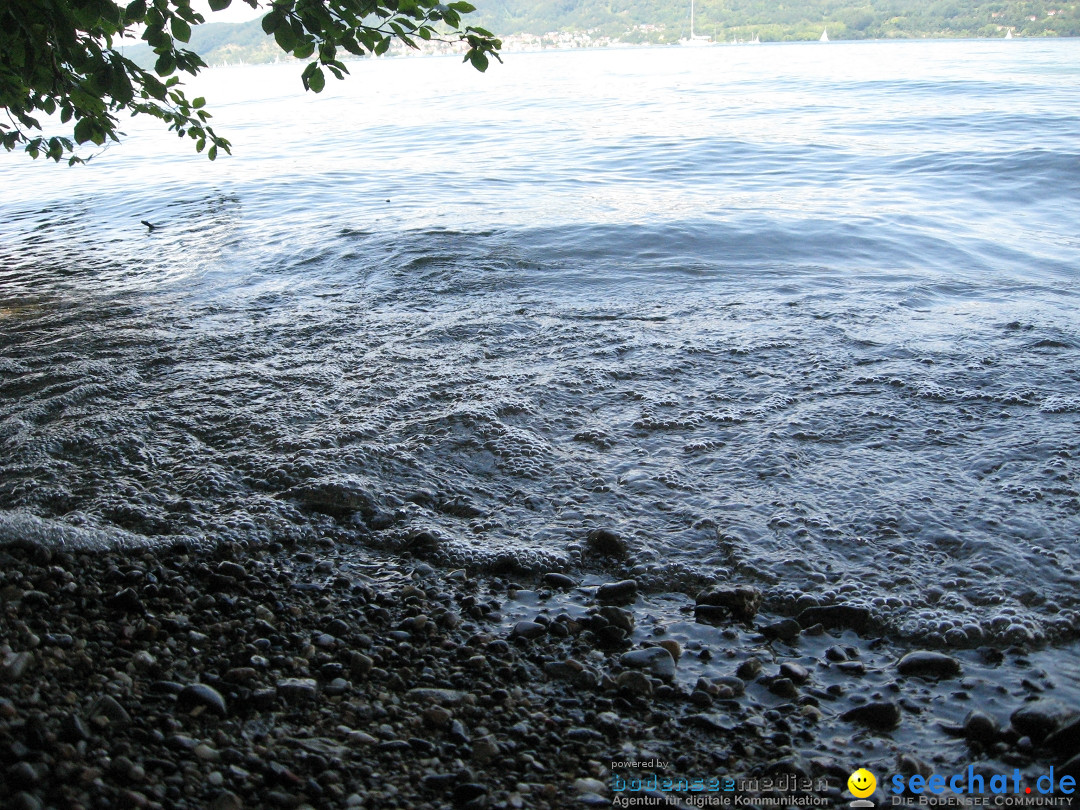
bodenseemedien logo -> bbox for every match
[849,768,877,808]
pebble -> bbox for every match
[405,687,468,706]
[1045,716,1080,756]
[736,659,763,680]
[585,528,628,558]
[896,651,962,679]
[616,670,653,696]
[761,618,802,641]
[105,587,145,613]
[178,683,228,716]
[779,662,810,683]
[541,572,577,590]
[91,695,130,725]
[7,761,40,787]
[212,790,244,810]
[620,647,677,680]
[10,792,42,810]
[1010,700,1073,742]
[510,620,546,640]
[768,677,798,699]
[1,650,34,682]
[276,678,318,703]
[963,710,999,744]
[596,580,638,605]
[695,585,763,622]
[840,700,902,730]
[797,605,872,633]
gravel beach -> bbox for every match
[1,538,1078,810]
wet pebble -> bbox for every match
[896,651,962,679]
[695,585,762,622]
[779,662,810,683]
[541,572,577,590]
[510,620,546,640]
[841,700,902,730]
[620,647,676,680]
[963,710,999,744]
[761,618,802,642]
[276,678,318,704]
[596,580,638,605]
[0,650,34,682]
[178,683,228,716]
[797,605,871,633]
[1010,700,1074,742]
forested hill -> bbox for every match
[123,0,1080,68]
[481,0,1079,42]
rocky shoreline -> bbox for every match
[1,539,1078,810]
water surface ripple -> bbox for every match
[2,40,1079,647]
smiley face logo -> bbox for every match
[848,768,877,798]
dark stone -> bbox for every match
[92,695,130,725]
[541,573,577,590]
[768,678,798,699]
[840,701,902,730]
[695,585,763,622]
[897,651,962,679]
[1045,716,1080,757]
[585,528,628,558]
[1010,700,1073,743]
[422,773,458,792]
[620,647,676,680]
[59,713,91,742]
[6,761,40,788]
[761,619,802,642]
[408,737,437,755]
[736,659,763,680]
[283,477,378,517]
[448,719,470,745]
[510,621,546,640]
[596,580,638,605]
[452,782,488,806]
[963,710,999,744]
[216,561,246,579]
[105,587,145,614]
[277,678,318,704]
[10,792,41,810]
[178,683,228,716]
[797,605,872,633]
[779,662,810,684]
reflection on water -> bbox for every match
[1,41,1079,648]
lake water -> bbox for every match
[2,40,1079,649]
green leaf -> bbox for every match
[156,52,177,76]
[192,97,206,109]
[449,1,476,12]
[171,17,192,42]
[467,49,488,72]
[208,144,218,160]
[208,0,232,10]
[73,118,94,144]
[306,66,325,93]
[274,24,296,51]
[125,0,147,20]
[262,11,282,34]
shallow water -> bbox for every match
[1,40,1079,648]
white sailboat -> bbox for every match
[680,0,713,46]
[1005,28,1013,39]
[819,28,829,42]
